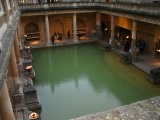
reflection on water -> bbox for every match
[32,43,160,120]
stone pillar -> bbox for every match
[16,31,22,54]
[110,15,115,45]
[96,12,101,32]
[6,64,14,91]
[73,13,78,42]
[131,20,137,49]
[13,0,17,11]
[17,26,21,42]
[17,22,22,41]
[1,0,9,24]
[10,46,20,90]
[0,82,15,120]
[45,14,51,46]
[14,33,21,63]
[10,0,14,15]
[17,22,24,48]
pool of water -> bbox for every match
[32,43,160,120]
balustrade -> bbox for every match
[19,2,160,17]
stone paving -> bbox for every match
[97,39,160,74]
[113,47,160,74]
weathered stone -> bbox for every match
[120,52,132,64]
[147,67,160,84]
[23,85,41,110]
[71,96,160,120]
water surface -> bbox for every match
[32,43,160,120]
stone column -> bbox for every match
[45,14,51,46]
[13,0,17,11]
[17,22,24,48]
[131,20,137,49]
[1,0,9,24]
[10,0,14,15]
[0,82,15,120]
[10,46,20,90]
[73,13,78,42]
[17,25,21,42]
[14,33,21,63]
[6,64,14,91]
[16,31,22,55]
[96,12,101,32]
[18,22,22,41]
[110,15,115,45]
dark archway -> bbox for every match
[25,22,39,33]
[25,22,40,41]
[101,21,106,33]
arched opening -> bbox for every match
[25,22,40,41]
[101,21,106,33]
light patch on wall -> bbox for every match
[116,17,132,30]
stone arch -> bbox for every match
[50,19,64,38]
[25,22,39,33]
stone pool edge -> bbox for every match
[70,96,160,120]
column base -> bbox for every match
[13,85,23,94]
[73,39,78,43]
[11,86,24,106]
[129,48,140,62]
[109,39,114,47]
[46,42,51,46]
[17,57,23,65]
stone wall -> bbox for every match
[105,15,160,55]
[21,11,160,55]
[115,16,132,30]
[21,13,96,42]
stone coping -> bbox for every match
[19,2,160,18]
[0,11,21,94]
[70,96,160,120]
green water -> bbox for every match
[32,43,160,120]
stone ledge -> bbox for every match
[0,11,21,93]
[70,96,160,120]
